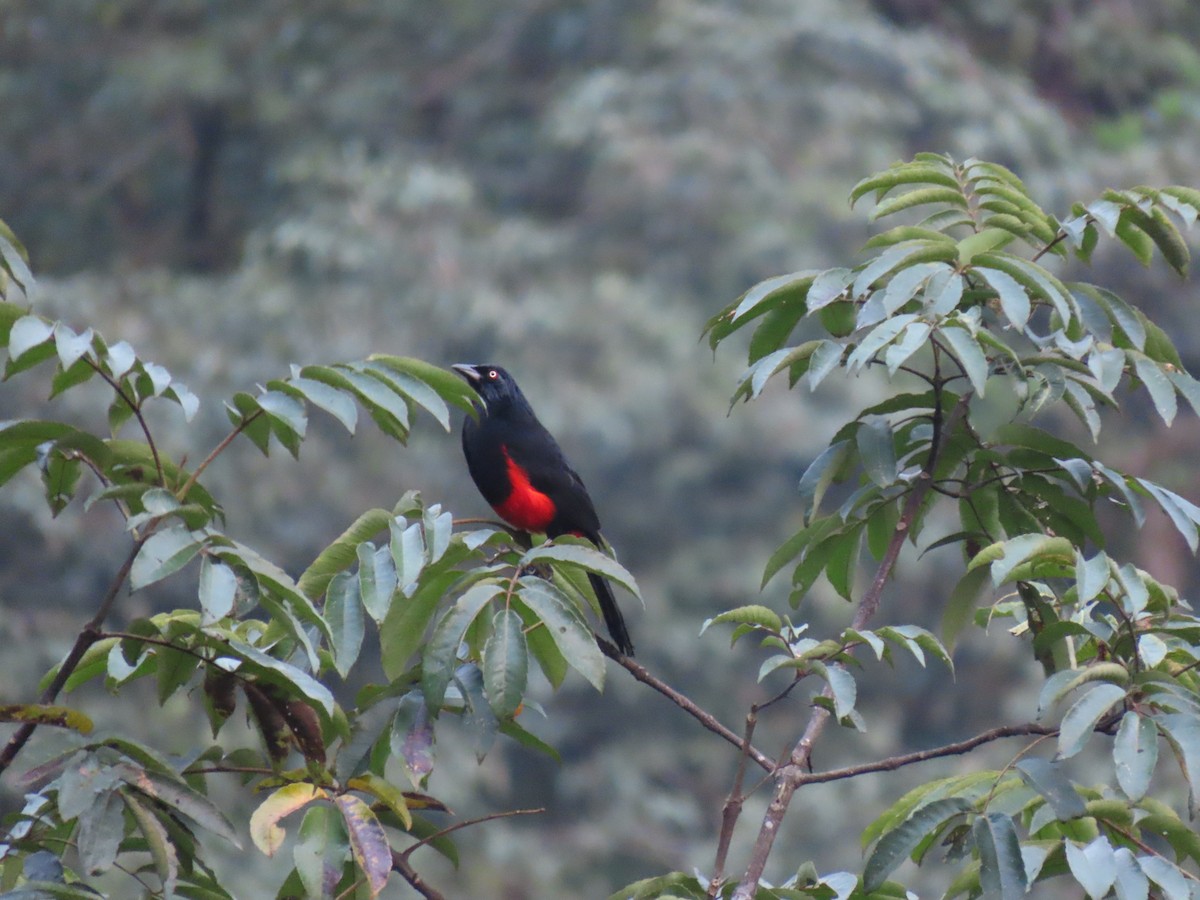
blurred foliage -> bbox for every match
[2,0,1200,897]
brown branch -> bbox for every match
[89,360,165,486]
[0,535,149,775]
[398,807,544,862]
[795,723,1055,786]
[1032,229,1071,263]
[708,709,760,897]
[731,393,970,899]
[390,851,446,900]
[177,410,262,502]
[598,637,774,771]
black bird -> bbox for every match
[452,364,634,656]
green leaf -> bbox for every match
[973,812,1027,900]
[379,569,459,680]
[1126,205,1190,276]
[1075,550,1110,605]
[1139,855,1189,900]
[957,228,1015,265]
[518,578,606,691]
[77,789,123,876]
[365,355,479,416]
[1113,712,1157,802]
[976,267,1031,331]
[1058,683,1125,759]
[846,314,919,372]
[1014,758,1085,820]
[7,315,53,361]
[809,662,856,719]
[198,556,237,624]
[853,242,952,297]
[286,374,358,433]
[123,792,179,897]
[942,566,989,649]
[294,805,346,900]
[1157,714,1200,814]
[296,508,391,600]
[1131,354,1177,426]
[870,187,969,221]
[326,571,366,679]
[864,797,971,890]
[1065,837,1117,900]
[114,761,241,847]
[130,527,203,591]
[228,640,336,716]
[358,542,398,622]
[807,338,845,389]
[523,542,640,599]
[335,367,411,432]
[701,604,782,634]
[940,325,989,396]
[850,164,960,207]
[390,518,426,595]
[1112,847,1148,900]
[988,534,1074,585]
[422,582,502,710]
[1137,480,1200,553]
[483,608,528,719]
[880,320,929,376]
[731,270,817,322]
[1075,283,1145,349]
[857,417,897,487]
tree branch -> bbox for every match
[177,410,262,502]
[731,393,970,898]
[598,637,774,771]
[0,535,148,775]
[795,723,1055,786]
[390,851,446,900]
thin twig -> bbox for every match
[597,637,773,771]
[88,360,165,486]
[795,723,1055,785]
[0,535,149,775]
[177,410,262,502]
[399,807,544,862]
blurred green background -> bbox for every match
[4,1,1200,896]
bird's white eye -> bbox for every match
[487,369,499,380]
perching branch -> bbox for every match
[598,637,774,771]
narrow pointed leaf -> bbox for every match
[863,797,971,890]
[130,527,203,591]
[1065,837,1117,900]
[973,812,1027,900]
[517,578,605,691]
[483,608,528,719]
[1058,683,1125,759]
[1015,758,1085,820]
[327,571,365,678]
[1113,712,1157,801]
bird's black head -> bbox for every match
[452,363,527,413]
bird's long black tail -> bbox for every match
[589,572,634,656]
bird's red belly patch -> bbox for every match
[494,447,556,532]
